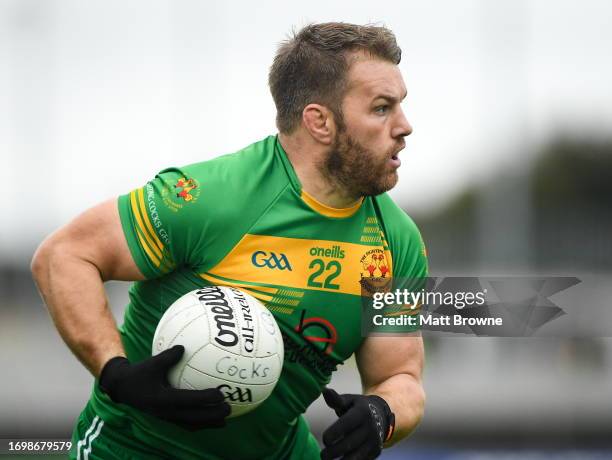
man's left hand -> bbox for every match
[320,388,395,460]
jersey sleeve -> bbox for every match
[117,136,290,280]
[389,210,428,315]
[375,194,428,281]
[390,212,428,287]
[117,167,207,279]
[374,194,429,331]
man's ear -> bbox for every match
[302,104,336,145]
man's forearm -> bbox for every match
[32,242,125,377]
[366,373,425,445]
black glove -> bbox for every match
[99,345,230,430]
[321,388,395,460]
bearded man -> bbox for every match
[32,22,428,460]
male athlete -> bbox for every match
[32,22,427,459]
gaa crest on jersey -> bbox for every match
[359,248,393,295]
[161,176,201,212]
[251,251,293,271]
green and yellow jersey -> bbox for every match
[85,135,427,459]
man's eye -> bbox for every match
[374,105,389,114]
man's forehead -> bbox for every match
[345,53,406,99]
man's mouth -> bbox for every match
[389,143,405,166]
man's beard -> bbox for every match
[323,131,399,198]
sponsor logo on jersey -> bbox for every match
[283,330,339,374]
[161,176,200,211]
[308,245,345,259]
[294,309,337,355]
[251,251,292,271]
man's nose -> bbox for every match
[392,109,412,138]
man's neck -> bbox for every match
[279,133,362,209]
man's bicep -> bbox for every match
[54,198,145,281]
[355,335,424,391]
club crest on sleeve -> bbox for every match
[162,177,201,212]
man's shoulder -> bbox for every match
[373,193,421,237]
[175,135,279,183]
[156,135,285,204]
[373,193,428,277]
[151,135,289,229]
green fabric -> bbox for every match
[71,400,319,460]
[75,135,428,459]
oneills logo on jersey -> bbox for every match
[251,251,292,271]
[360,248,393,295]
[309,245,345,259]
[162,176,200,211]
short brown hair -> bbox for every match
[269,22,402,134]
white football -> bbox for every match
[152,285,284,417]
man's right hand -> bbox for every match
[99,344,230,430]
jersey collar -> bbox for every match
[274,135,364,219]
